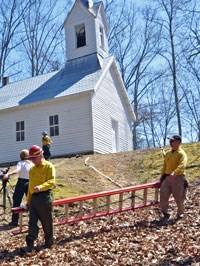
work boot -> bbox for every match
[44,243,52,249]
[45,239,54,249]
[160,212,170,222]
[26,240,34,252]
[19,242,34,254]
[8,222,18,227]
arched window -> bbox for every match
[76,24,86,48]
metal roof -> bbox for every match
[0,54,110,110]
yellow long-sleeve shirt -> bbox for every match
[27,159,56,203]
[161,147,187,176]
[42,135,52,146]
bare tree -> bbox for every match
[186,0,200,60]
[0,0,30,85]
[104,0,200,146]
[105,1,165,149]
[150,0,196,138]
[141,79,177,147]
[20,0,72,77]
[184,88,200,141]
[177,0,200,141]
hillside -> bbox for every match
[0,143,200,265]
[53,142,200,199]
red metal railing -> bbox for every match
[11,182,161,234]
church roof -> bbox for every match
[0,54,110,111]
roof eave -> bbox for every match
[0,90,93,114]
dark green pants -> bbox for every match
[12,178,29,223]
[26,190,54,247]
[42,145,51,160]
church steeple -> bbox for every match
[64,0,109,61]
[80,0,93,8]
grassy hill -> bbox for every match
[3,142,200,200]
[52,142,200,199]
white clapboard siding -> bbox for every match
[92,65,133,154]
[0,93,93,163]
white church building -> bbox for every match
[0,0,135,164]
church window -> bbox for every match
[75,24,86,48]
[100,26,104,49]
[49,115,59,137]
[16,121,25,141]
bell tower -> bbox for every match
[80,0,93,8]
[64,0,109,61]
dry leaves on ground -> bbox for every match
[0,183,200,266]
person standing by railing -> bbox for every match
[160,135,188,221]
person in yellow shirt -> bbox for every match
[25,145,56,252]
[41,130,52,160]
[160,135,188,221]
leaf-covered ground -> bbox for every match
[0,181,199,266]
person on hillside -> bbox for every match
[41,130,52,160]
[159,135,188,221]
[3,149,33,227]
[25,145,56,252]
